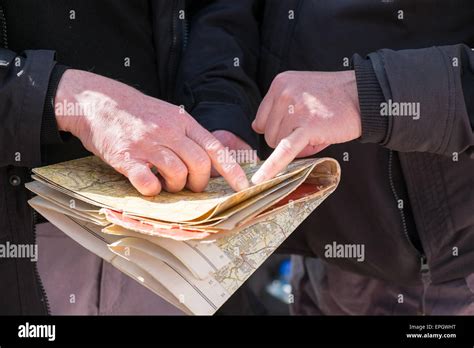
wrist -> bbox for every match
[54,69,76,133]
[41,64,69,144]
[343,70,363,139]
[54,69,98,137]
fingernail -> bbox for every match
[236,176,249,191]
[251,171,265,185]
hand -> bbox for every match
[251,70,361,184]
[210,130,258,177]
[55,69,249,195]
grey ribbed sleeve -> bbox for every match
[353,55,388,144]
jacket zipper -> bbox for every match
[0,5,8,48]
[182,13,189,51]
[168,0,186,102]
[1,4,50,315]
[420,255,431,315]
[32,209,51,315]
[388,150,431,315]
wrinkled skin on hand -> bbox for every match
[55,69,249,196]
[251,70,361,184]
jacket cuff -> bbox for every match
[191,102,258,150]
[41,64,69,145]
[354,55,388,144]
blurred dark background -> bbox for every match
[216,254,292,315]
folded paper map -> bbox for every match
[27,156,340,315]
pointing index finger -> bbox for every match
[251,128,309,185]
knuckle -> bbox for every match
[278,138,294,156]
[165,134,184,146]
[107,151,135,175]
[220,161,239,175]
[174,108,191,123]
[153,148,185,175]
[191,154,211,173]
[203,138,223,155]
[279,89,293,103]
[273,72,288,87]
[170,162,188,180]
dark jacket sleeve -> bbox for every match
[0,48,67,168]
[354,44,474,156]
[176,0,261,150]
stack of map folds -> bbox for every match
[26,156,340,315]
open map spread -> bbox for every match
[27,156,340,315]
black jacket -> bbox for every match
[247,0,474,287]
[0,0,259,314]
[172,0,474,314]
